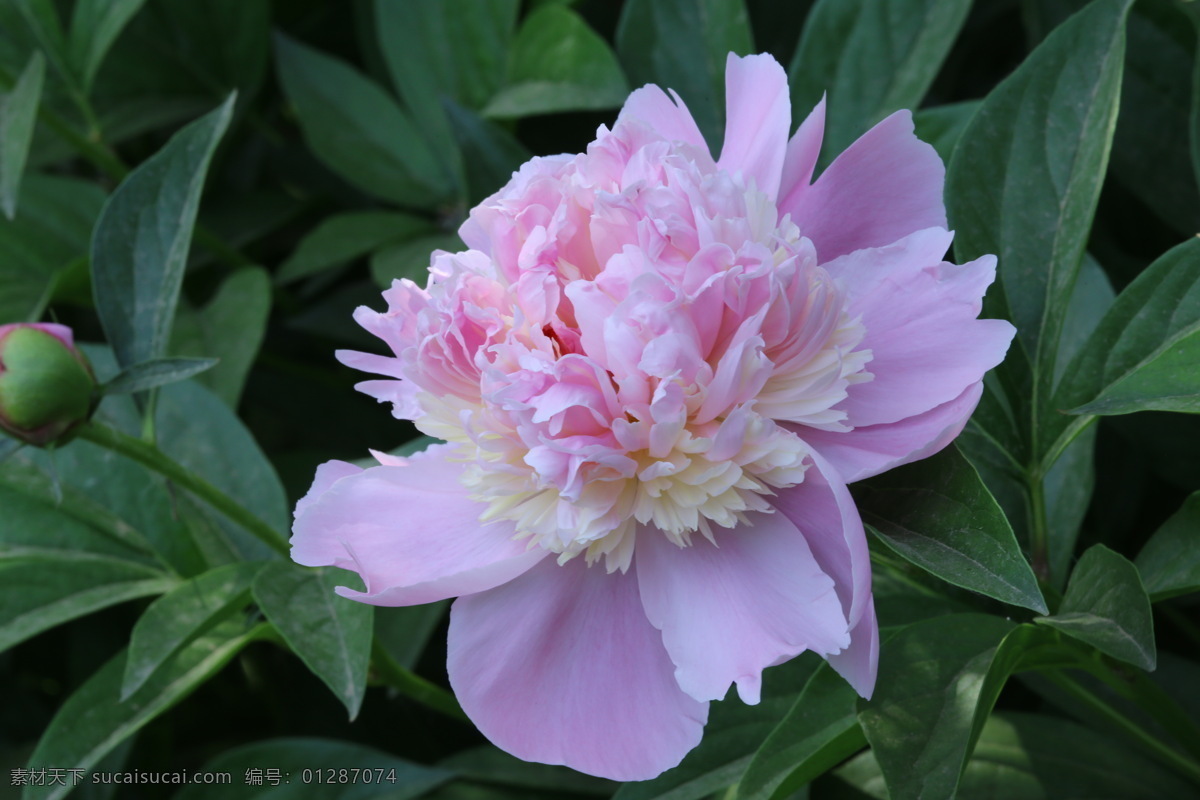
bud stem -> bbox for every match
[76,420,291,556]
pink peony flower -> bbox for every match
[292,53,1014,780]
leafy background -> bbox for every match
[2,0,1200,798]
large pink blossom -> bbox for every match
[291,54,1014,780]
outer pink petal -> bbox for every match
[826,228,1015,428]
[617,85,708,152]
[825,600,879,699]
[776,96,826,214]
[448,557,708,781]
[798,382,984,484]
[635,512,849,705]
[290,446,546,606]
[781,110,946,262]
[771,450,872,640]
[717,53,791,199]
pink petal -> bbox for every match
[825,599,879,699]
[782,110,947,262]
[290,446,546,606]
[770,450,871,634]
[776,96,826,214]
[618,85,708,152]
[448,557,708,781]
[798,382,984,483]
[826,228,1015,428]
[717,53,791,199]
[635,512,849,705]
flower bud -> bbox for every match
[0,323,97,447]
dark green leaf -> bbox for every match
[22,621,260,800]
[121,561,262,699]
[0,174,104,322]
[170,266,272,406]
[370,233,463,287]
[854,446,1047,614]
[175,738,453,800]
[444,99,532,204]
[1136,491,1200,600]
[440,747,616,796]
[1058,237,1200,416]
[739,665,865,800]
[1035,544,1156,670]
[0,50,43,219]
[0,547,173,653]
[912,100,979,165]
[67,0,148,90]
[857,614,1016,800]
[253,562,373,719]
[484,5,629,118]
[91,95,235,370]
[101,357,218,395]
[615,0,753,147]
[788,0,972,159]
[373,601,447,671]
[274,35,455,208]
[276,211,435,285]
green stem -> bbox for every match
[76,420,290,556]
[1043,670,1200,786]
[1027,471,1050,584]
[369,640,469,723]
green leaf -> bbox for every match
[615,0,753,147]
[22,621,260,800]
[370,233,463,287]
[0,174,105,322]
[0,547,174,653]
[1136,491,1200,600]
[484,5,629,118]
[91,94,235,370]
[788,0,972,159]
[441,747,616,797]
[175,738,453,800]
[854,446,1047,614]
[276,211,435,285]
[444,99,532,205]
[857,614,1016,800]
[0,51,43,220]
[274,34,456,209]
[253,562,373,719]
[101,357,218,395]
[739,664,865,800]
[1035,544,1157,670]
[947,0,1130,434]
[67,0,148,90]
[912,100,979,165]
[1058,238,1200,416]
[373,601,447,671]
[121,561,262,700]
[169,266,271,406]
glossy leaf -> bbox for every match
[854,446,1047,614]
[484,5,629,118]
[274,34,456,208]
[1036,544,1157,670]
[858,614,1016,800]
[67,0,148,90]
[22,621,260,800]
[1136,492,1200,601]
[170,266,272,407]
[788,0,972,158]
[175,738,453,800]
[91,95,235,370]
[947,0,1130,385]
[615,0,753,147]
[373,601,448,671]
[0,50,43,219]
[1058,237,1200,416]
[101,357,218,395]
[739,664,865,800]
[252,562,373,719]
[370,233,463,287]
[121,561,262,699]
[276,212,434,285]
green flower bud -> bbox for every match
[0,323,97,447]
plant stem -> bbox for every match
[1027,471,1051,584]
[76,420,290,556]
[369,640,469,723]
